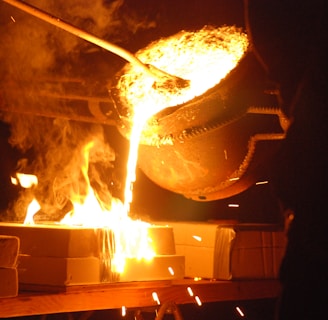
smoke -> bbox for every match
[0,0,158,222]
[5,116,117,221]
[0,0,158,79]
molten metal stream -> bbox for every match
[2,0,190,90]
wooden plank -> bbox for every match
[0,279,281,318]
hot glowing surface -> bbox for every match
[12,25,248,278]
[118,25,248,217]
[116,25,248,118]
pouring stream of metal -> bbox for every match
[2,0,190,90]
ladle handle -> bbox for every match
[2,0,155,77]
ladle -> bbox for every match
[2,0,190,90]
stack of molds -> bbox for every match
[0,235,20,297]
[0,223,184,289]
[163,221,286,280]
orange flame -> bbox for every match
[11,173,40,224]
[58,141,155,274]
[17,24,248,276]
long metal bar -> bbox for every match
[2,0,189,88]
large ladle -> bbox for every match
[2,0,190,90]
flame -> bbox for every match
[118,24,248,214]
[11,173,38,188]
[17,24,248,278]
[58,141,156,274]
[24,198,40,224]
[11,173,40,224]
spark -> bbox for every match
[195,296,202,306]
[192,235,202,242]
[10,16,16,22]
[187,287,194,296]
[229,177,240,181]
[224,149,228,160]
[10,177,17,185]
[121,306,126,317]
[255,180,269,185]
[228,203,240,208]
[152,292,160,305]
[236,306,245,317]
[168,266,174,275]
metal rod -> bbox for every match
[2,0,189,88]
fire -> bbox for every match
[24,198,40,225]
[11,173,40,224]
[11,173,38,188]
[116,25,248,125]
[13,143,155,275]
[58,141,156,274]
[118,24,248,216]
[14,24,248,279]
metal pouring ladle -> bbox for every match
[2,0,190,91]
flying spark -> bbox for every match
[195,296,202,306]
[255,180,269,185]
[187,287,194,296]
[152,292,160,305]
[236,306,245,317]
[192,235,202,242]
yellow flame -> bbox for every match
[57,140,155,274]
[11,173,39,224]
[23,198,40,225]
[12,173,38,188]
[19,25,248,277]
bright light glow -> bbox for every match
[19,24,248,279]
[23,198,41,225]
[11,173,40,225]
[187,287,194,297]
[192,235,202,242]
[152,292,160,305]
[255,180,269,185]
[229,177,240,181]
[121,306,126,317]
[193,277,202,281]
[236,306,245,317]
[117,25,248,124]
[195,296,202,306]
[12,173,38,188]
[57,141,156,274]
